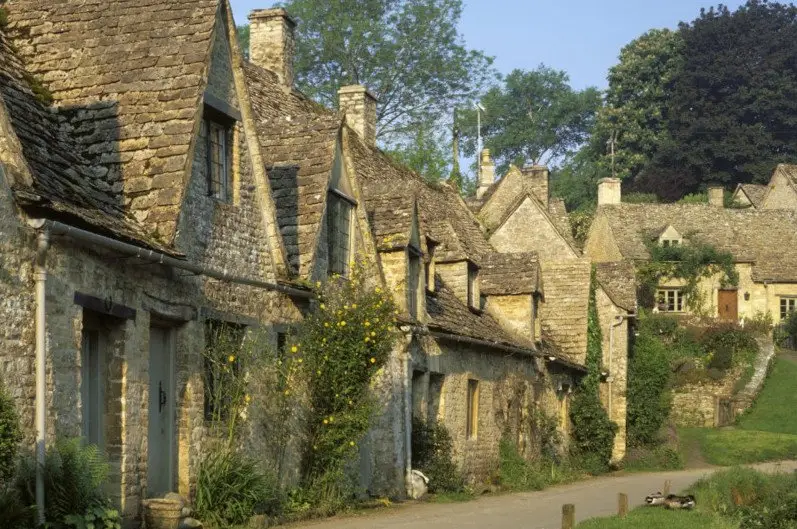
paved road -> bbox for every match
[286,461,797,529]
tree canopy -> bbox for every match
[458,66,602,174]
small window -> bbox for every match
[81,329,104,449]
[425,241,438,293]
[408,246,422,319]
[204,321,246,422]
[466,379,479,439]
[205,117,232,201]
[467,263,479,309]
[661,239,680,248]
[656,288,685,313]
[780,298,797,320]
[327,191,354,277]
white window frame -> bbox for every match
[656,288,685,313]
[780,297,797,320]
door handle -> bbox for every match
[159,381,167,413]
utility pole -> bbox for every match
[474,102,485,179]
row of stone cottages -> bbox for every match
[0,0,635,524]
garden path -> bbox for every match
[285,461,797,529]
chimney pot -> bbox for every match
[598,177,622,206]
[248,8,296,87]
[476,149,495,199]
[338,85,378,147]
[708,186,725,207]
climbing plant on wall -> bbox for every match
[636,238,738,313]
[569,267,617,471]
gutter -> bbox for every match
[424,329,587,373]
[39,220,314,299]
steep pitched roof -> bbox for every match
[426,275,536,351]
[345,127,493,265]
[480,252,542,296]
[6,0,220,240]
[735,184,768,208]
[0,27,168,251]
[365,194,416,251]
[598,203,797,282]
[595,261,637,312]
[243,62,342,276]
[539,260,591,363]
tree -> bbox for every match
[647,1,797,195]
[386,123,450,183]
[458,66,602,174]
[240,0,495,148]
[592,29,683,181]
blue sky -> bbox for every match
[229,0,746,90]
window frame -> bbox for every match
[656,288,686,313]
[203,107,235,203]
[466,379,479,440]
[407,245,422,319]
[81,328,104,450]
[326,189,355,277]
[467,262,480,310]
[780,297,797,320]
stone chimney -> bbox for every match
[598,177,622,206]
[248,8,296,87]
[476,149,496,199]
[338,85,378,146]
[708,186,724,207]
[522,164,549,207]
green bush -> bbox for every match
[0,381,21,483]
[744,311,773,336]
[411,418,464,493]
[0,485,32,529]
[627,319,672,446]
[622,445,683,472]
[16,439,120,529]
[701,323,758,370]
[783,310,797,345]
[195,446,283,527]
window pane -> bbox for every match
[466,379,479,439]
[207,120,230,201]
[81,330,103,449]
[327,194,352,276]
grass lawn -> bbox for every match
[576,508,736,529]
[678,356,797,466]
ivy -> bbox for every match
[637,237,738,313]
[569,267,617,471]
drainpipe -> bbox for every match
[400,330,413,497]
[608,312,636,418]
[33,224,50,525]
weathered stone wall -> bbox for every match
[436,261,469,304]
[338,86,377,147]
[484,294,533,342]
[380,249,409,313]
[248,8,295,87]
[762,170,797,209]
[595,287,628,463]
[489,197,577,260]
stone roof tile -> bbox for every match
[364,194,416,251]
[738,183,768,208]
[480,252,542,296]
[539,259,591,363]
[595,261,637,312]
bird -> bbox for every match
[663,494,696,510]
[645,491,665,506]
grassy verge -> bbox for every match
[576,508,736,529]
[736,355,797,434]
[622,446,684,473]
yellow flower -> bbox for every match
[349,441,355,446]
[291,345,298,353]
[375,287,382,294]
[352,304,357,309]
[320,303,326,309]
[323,419,329,425]
[344,305,349,310]
[340,321,347,327]
[317,370,322,375]
[348,399,353,405]
[316,281,322,288]
[370,357,376,364]
[364,337,370,342]
[298,358,303,363]
[329,416,334,423]
[364,321,371,327]
[228,355,236,363]
[245,394,252,404]
[324,322,330,327]
[371,331,376,337]
[284,390,290,396]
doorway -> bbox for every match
[718,289,738,321]
[147,326,176,498]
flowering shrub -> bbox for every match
[296,262,398,485]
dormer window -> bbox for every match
[327,190,354,277]
[658,225,682,248]
[408,246,422,319]
[467,262,480,310]
[202,94,241,203]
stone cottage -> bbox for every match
[0,0,311,524]
[586,178,797,325]
[466,154,634,463]
[731,163,797,210]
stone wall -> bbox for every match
[670,369,740,427]
[484,294,534,342]
[762,170,797,209]
[489,197,576,260]
[436,261,469,305]
[595,287,628,463]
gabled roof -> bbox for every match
[539,260,591,363]
[365,194,417,251]
[345,127,493,266]
[243,62,342,276]
[597,203,797,282]
[734,183,768,208]
[6,0,220,240]
[480,252,542,296]
[595,261,637,312]
[0,27,168,251]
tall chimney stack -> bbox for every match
[476,149,495,199]
[248,8,296,87]
[597,177,622,206]
[708,186,724,207]
[522,164,550,207]
[338,85,378,147]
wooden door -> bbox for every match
[148,327,175,497]
[718,290,738,321]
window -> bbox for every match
[327,191,353,276]
[408,246,422,319]
[661,239,680,248]
[425,240,437,293]
[656,288,685,312]
[204,321,246,422]
[81,329,104,449]
[205,117,232,201]
[781,298,797,320]
[466,379,479,439]
[467,263,479,309]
